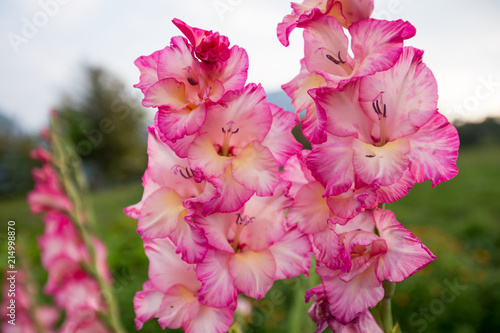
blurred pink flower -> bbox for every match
[27,164,73,214]
[1,271,59,333]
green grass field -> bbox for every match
[1,144,499,332]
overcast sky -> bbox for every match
[1,0,499,133]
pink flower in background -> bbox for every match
[307,47,459,196]
[27,164,73,214]
[58,310,111,333]
[134,20,248,142]
[134,238,236,333]
[39,212,111,295]
[282,17,415,143]
[311,209,435,324]
[1,271,59,333]
[277,0,374,46]
[36,211,112,332]
[29,147,52,163]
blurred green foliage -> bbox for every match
[57,66,147,188]
[0,114,39,199]
[1,143,499,332]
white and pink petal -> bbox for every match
[183,302,236,333]
[144,238,200,294]
[229,249,277,300]
[373,209,436,282]
[231,141,279,196]
[307,135,355,196]
[351,138,410,187]
[268,227,312,280]
[288,181,331,234]
[137,187,185,239]
[260,104,302,166]
[155,104,207,141]
[142,78,187,109]
[157,284,200,330]
[195,250,238,308]
[317,264,383,324]
[407,112,459,186]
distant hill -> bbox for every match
[455,117,500,147]
[267,90,295,113]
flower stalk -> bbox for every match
[381,280,396,333]
[49,114,126,333]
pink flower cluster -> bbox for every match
[129,0,459,330]
[126,19,312,332]
[1,270,59,333]
[27,144,112,333]
[278,0,459,331]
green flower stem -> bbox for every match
[50,115,126,333]
[381,280,396,333]
[377,202,398,333]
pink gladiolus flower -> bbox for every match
[134,20,248,141]
[282,17,415,143]
[308,47,459,196]
[29,147,52,163]
[35,210,112,332]
[134,238,236,333]
[39,212,111,294]
[173,18,231,63]
[186,84,300,215]
[311,209,435,324]
[306,285,383,332]
[278,0,374,46]
[284,152,380,230]
[124,125,209,263]
[27,164,73,214]
[1,271,59,333]
[191,181,312,308]
[59,310,111,333]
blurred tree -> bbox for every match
[455,117,500,147]
[0,113,38,198]
[58,66,147,188]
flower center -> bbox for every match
[372,93,387,147]
[316,47,352,74]
[184,66,198,86]
[231,213,255,252]
[221,121,239,157]
[171,165,195,179]
[171,165,204,194]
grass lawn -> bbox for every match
[1,144,499,332]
